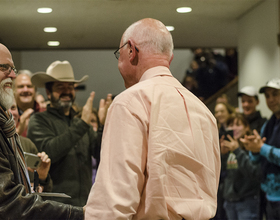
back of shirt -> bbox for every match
[85,66,220,220]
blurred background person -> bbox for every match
[221,113,261,220]
[35,92,48,110]
[237,86,266,133]
[14,70,45,136]
[215,102,235,138]
[213,101,236,220]
[242,78,280,220]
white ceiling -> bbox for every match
[0,0,264,50]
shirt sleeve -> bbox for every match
[85,102,147,219]
[260,143,280,166]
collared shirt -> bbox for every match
[86,66,220,220]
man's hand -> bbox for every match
[16,108,34,135]
[98,94,112,125]
[27,152,51,181]
[81,92,95,124]
[240,129,266,153]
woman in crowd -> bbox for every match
[215,102,235,139]
[213,101,235,220]
[221,113,261,220]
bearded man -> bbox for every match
[27,60,112,206]
[0,44,84,219]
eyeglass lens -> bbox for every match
[0,64,17,75]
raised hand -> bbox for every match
[98,94,112,125]
[16,108,34,135]
[27,152,51,181]
[222,134,239,152]
[240,129,266,153]
[81,92,95,124]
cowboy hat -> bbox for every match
[31,60,88,88]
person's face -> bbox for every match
[264,87,280,118]
[48,82,75,109]
[36,94,47,109]
[9,100,19,126]
[241,95,258,116]
[227,118,247,139]
[0,44,17,109]
[14,74,35,106]
[215,103,230,125]
[90,112,98,132]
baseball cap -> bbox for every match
[259,78,280,93]
[237,86,258,97]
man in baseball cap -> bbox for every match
[237,86,266,133]
[241,78,280,220]
[27,60,112,206]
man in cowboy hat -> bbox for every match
[27,60,112,206]
[0,43,84,219]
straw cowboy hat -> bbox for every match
[31,60,88,88]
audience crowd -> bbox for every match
[182,48,237,101]
[212,81,280,220]
[0,17,280,220]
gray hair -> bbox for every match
[123,18,174,59]
[17,69,33,77]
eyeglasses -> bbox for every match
[0,64,18,76]
[114,42,128,60]
[114,42,139,60]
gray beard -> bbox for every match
[0,79,14,110]
[50,94,74,111]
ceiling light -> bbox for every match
[176,7,192,13]
[166,26,175,32]
[47,41,60,46]
[44,27,57,33]
[37,7,52,13]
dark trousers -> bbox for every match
[223,196,260,220]
[266,200,280,220]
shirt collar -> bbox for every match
[139,66,172,82]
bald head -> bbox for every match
[122,18,174,60]
[0,44,14,66]
[0,44,16,109]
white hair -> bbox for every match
[0,78,14,109]
[123,18,174,59]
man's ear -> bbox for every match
[127,40,138,64]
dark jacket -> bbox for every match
[245,111,266,134]
[223,147,261,202]
[0,128,83,220]
[27,106,101,206]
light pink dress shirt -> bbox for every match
[85,66,220,220]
